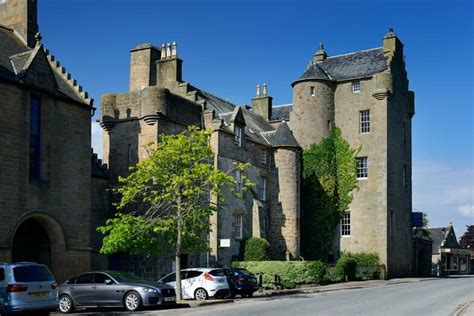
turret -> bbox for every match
[267,122,301,259]
[290,43,335,148]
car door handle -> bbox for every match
[91,286,96,289]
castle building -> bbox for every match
[286,31,415,277]
[0,0,108,281]
[1,0,415,281]
[100,43,301,276]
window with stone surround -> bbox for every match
[357,157,368,179]
[259,176,266,201]
[261,149,267,165]
[352,81,360,93]
[235,125,242,147]
[341,212,351,236]
[403,164,407,188]
[310,86,315,96]
[29,95,41,180]
[360,110,370,133]
[235,170,243,193]
[235,213,243,240]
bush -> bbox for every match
[232,260,326,289]
[340,252,382,280]
[341,252,380,266]
[335,256,357,281]
[244,237,270,261]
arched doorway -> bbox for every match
[12,218,52,267]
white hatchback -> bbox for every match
[158,268,229,301]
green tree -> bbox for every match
[301,127,359,261]
[414,212,431,239]
[98,126,252,301]
[459,225,474,249]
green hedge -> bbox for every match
[335,256,357,281]
[341,252,380,266]
[232,261,325,289]
[244,237,270,261]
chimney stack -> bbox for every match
[156,41,183,89]
[314,42,327,63]
[0,0,38,48]
[252,83,273,121]
[129,43,161,91]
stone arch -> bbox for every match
[9,211,66,278]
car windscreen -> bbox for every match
[235,269,253,276]
[106,271,146,283]
[209,269,225,276]
[13,265,54,282]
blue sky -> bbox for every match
[38,0,473,236]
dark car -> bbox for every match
[223,268,259,298]
[58,271,175,313]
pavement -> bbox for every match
[456,299,474,316]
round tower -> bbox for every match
[268,122,301,259]
[289,44,335,148]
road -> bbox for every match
[157,277,474,316]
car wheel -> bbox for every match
[194,288,208,301]
[124,291,142,312]
[225,290,235,299]
[59,295,75,313]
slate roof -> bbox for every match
[261,121,300,148]
[271,104,292,121]
[188,85,283,146]
[0,25,92,106]
[293,47,388,84]
[428,227,448,254]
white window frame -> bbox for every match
[234,126,242,147]
[352,80,360,93]
[235,170,243,193]
[360,110,370,134]
[235,213,243,240]
[261,149,267,165]
[310,86,315,96]
[341,212,351,236]
[259,176,266,201]
[357,157,368,179]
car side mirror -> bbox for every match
[105,279,113,285]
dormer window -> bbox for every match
[352,81,360,93]
[235,126,242,147]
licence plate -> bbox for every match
[32,292,48,298]
[164,297,175,302]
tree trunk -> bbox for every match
[175,197,183,301]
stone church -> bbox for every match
[0,0,415,281]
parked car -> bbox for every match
[158,268,229,301]
[0,262,59,315]
[58,270,176,313]
[223,268,259,298]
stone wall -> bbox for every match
[290,80,335,148]
[269,147,300,259]
[0,80,92,281]
[335,77,389,270]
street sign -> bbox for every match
[219,239,230,247]
[411,212,423,227]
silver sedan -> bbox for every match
[58,271,176,313]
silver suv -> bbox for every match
[0,262,59,315]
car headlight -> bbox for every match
[139,287,158,293]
